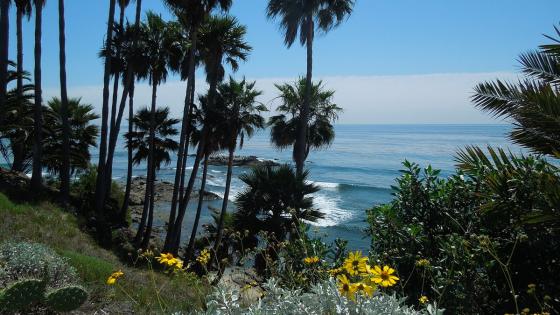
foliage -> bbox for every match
[472,24,560,156]
[234,164,324,246]
[126,106,180,170]
[44,285,89,312]
[269,78,342,160]
[197,278,443,315]
[366,155,560,314]
[43,97,99,176]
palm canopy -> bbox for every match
[214,77,267,150]
[163,0,232,27]
[198,15,251,84]
[14,0,32,18]
[472,25,560,157]
[43,98,99,176]
[234,164,324,240]
[266,0,354,47]
[269,78,342,159]
[126,107,180,169]
[137,11,175,86]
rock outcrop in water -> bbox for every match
[207,155,279,167]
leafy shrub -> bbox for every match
[197,278,444,315]
[367,154,560,314]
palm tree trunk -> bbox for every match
[12,4,25,173]
[94,0,117,245]
[178,80,195,204]
[109,5,125,133]
[164,29,198,252]
[120,82,135,224]
[0,0,9,125]
[31,1,43,195]
[136,81,158,247]
[214,143,235,251]
[294,16,314,176]
[186,152,209,260]
[134,154,152,245]
[141,168,156,250]
[58,0,71,206]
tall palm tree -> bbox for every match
[58,0,70,206]
[167,14,251,254]
[213,77,266,252]
[269,78,342,160]
[43,97,99,176]
[267,0,354,175]
[472,25,560,157]
[126,107,179,249]
[13,0,32,172]
[162,0,232,254]
[132,11,173,247]
[30,0,46,195]
[15,0,32,99]
[0,0,9,123]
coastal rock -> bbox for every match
[207,155,279,167]
[129,177,221,205]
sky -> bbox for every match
[6,0,560,124]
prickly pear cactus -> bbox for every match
[44,285,88,312]
[0,278,45,312]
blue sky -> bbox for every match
[6,1,560,123]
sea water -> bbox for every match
[104,124,519,251]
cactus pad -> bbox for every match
[44,285,88,312]
[0,278,45,312]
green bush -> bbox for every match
[367,154,560,314]
[60,250,114,285]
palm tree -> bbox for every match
[132,11,174,248]
[213,77,267,252]
[162,0,232,254]
[94,0,117,245]
[13,0,32,172]
[267,0,354,175]
[167,14,251,254]
[126,107,179,249]
[235,164,323,244]
[0,62,34,172]
[472,25,560,157]
[43,97,99,176]
[30,0,46,195]
[58,0,70,206]
[0,0,9,123]
[269,78,342,161]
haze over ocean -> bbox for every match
[100,124,520,250]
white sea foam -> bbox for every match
[307,193,351,227]
[311,181,340,190]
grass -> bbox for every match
[0,192,209,314]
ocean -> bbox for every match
[104,124,519,251]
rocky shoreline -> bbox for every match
[129,177,221,205]
[206,155,280,167]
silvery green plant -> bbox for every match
[197,278,444,315]
[0,242,87,312]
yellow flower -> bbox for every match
[415,259,430,268]
[343,251,368,276]
[328,267,343,277]
[337,274,357,301]
[303,256,320,264]
[106,270,124,285]
[370,265,399,287]
[355,282,375,297]
[172,257,184,270]
[196,249,211,265]
[419,295,429,304]
[156,253,175,265]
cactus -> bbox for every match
[44,285,88,312]
[0,278,45,312]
